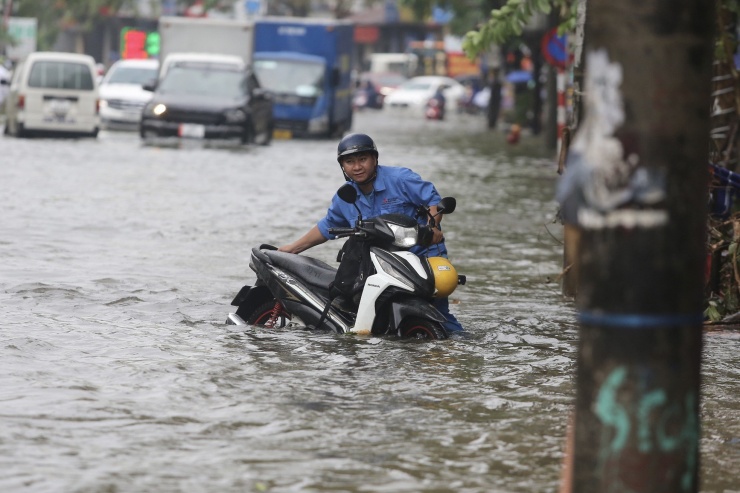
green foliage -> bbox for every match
[725,0,740,13]
[705,215,740,323]
[400,0,436,20]
[462,0,578,58]
[704,299,722,322]
[10,0,133,50]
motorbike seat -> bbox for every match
[256,248,337,291]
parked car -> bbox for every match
[4,51,100,138]
[140,59,273,145]
[383,75,466,113]
[99,59,159,129]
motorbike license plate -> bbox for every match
[178,123,205,139]
[273,129,292,140]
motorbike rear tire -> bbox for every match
[239,300,291,327]
[398,317,447,340]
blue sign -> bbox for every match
[541,28,569,68]
[162,0,177,16]
[385,0,399,22]
[432,6,454,24]
[245,0,262,15]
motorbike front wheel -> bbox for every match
[398,317,447,340]
[238,300,291,328]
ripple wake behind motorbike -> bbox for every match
[226,185,465,339]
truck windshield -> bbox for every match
[253,59,324,97]
[159,66,246,99]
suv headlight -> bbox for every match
[144,102,166,116]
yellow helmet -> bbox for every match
[428,257,458,298]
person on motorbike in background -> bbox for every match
[426,85,447,120]
[279,133,463,333]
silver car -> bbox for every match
[99,59,159,129]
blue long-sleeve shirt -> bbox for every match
[317,164,448,257]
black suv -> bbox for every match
[140,61,273,145]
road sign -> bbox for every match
[245,0,263,15]
[541,28,570,69]
[6,17,37,61]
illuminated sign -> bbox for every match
[120,28,160,59]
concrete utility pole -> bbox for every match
[556,0,715,491]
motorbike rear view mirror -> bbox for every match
[337,184,357,204]
[437,197,456,215]
[338,184,363,222]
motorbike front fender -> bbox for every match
[388,298,447,330]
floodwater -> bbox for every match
[1,111,738,493]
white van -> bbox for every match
[4,52,100,138]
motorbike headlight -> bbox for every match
[224,108,246,123]
[376,256,414,290]
[388,222,419,248]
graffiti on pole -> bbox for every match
[594,365,698,491]
[556,49,669,231]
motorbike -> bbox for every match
[352,82,383,110]
[425,94,446,120]
[226,184,464,339]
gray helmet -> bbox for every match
[337,133,378,163]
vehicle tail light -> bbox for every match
[17,94,25,109]
[95,98,100,114]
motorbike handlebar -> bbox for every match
[328,227,358,236]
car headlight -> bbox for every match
[388,222,419,248]
[99,99,108,109]
[224,108,246,123]
[144,102,166,116]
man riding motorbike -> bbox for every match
[278,133,463,333]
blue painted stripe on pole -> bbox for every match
[578,311,704,329]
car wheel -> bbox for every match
[139,124,156,140]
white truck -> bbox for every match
[368,53,418,78]
[157,16,255,81]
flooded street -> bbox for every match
[1,111,738,492]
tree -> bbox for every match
[462,0,578,57]
[7,0,134,51]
